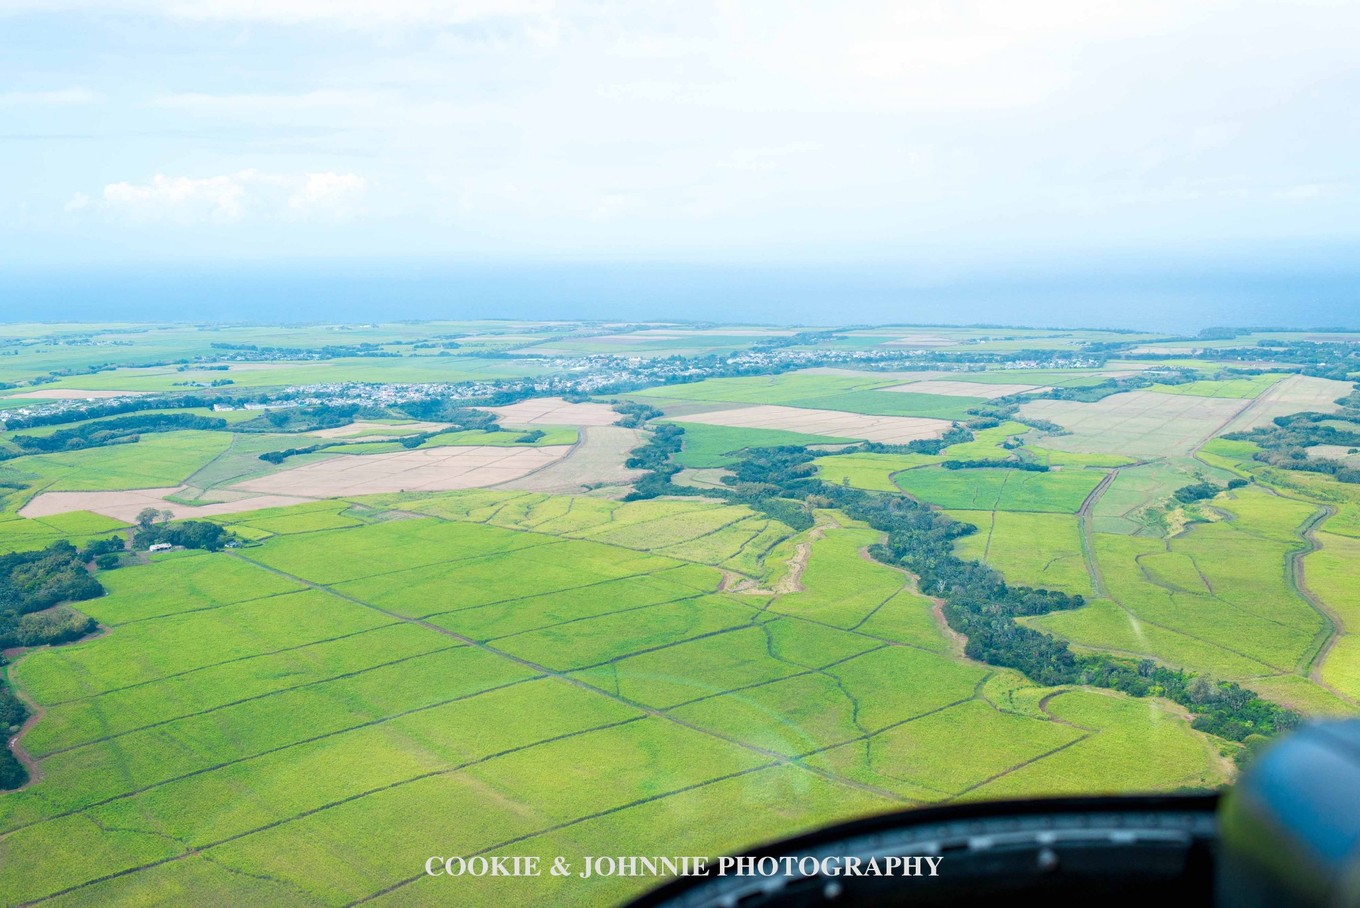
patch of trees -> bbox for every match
[2,394,218,431]
[133,510,235,552]
[943,459,1049,472]
[515,429,546,444]
[622,423,687,501]
[391,399,498,430]
[235,403,361,434]
[259,444,322,464]
[613,401,665,428]
[11,413,227,454]
[1172,478,1247,503]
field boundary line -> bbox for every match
[31,643,465,760]
[36,622,409,708]
[344,762,787,908]
[0,675,545,841]
[12,714,652,908]
[229,552,917,804]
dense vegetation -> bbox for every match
[0,540,116,789]
[10,413,227,454]
[132,510,236,552]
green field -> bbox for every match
[950,510,1092,596]
[1032,487,1330,698]
[670,423,854,468]
[894,465,1105,513]
[1149,374,1288,399]
[633,373,981,419]
[0,490,1235,905]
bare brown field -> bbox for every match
[1021,390,1249,456]
[1221,374,1354,432]
[228,444,570,497]
[674,404,953,444]
[19,487,317,522]
[494,425,644,495]
[486,397,620,426]
[890,379,1048,398]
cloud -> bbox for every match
[0,87,97,105]
[82,170,368,223]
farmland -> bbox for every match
[0,497,1231,906]
[1,318,1358,906]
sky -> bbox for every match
[2,1,1359,326]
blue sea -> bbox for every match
[2,258,1357,332]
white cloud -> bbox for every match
[287,172,368,215]
[84,170,368,223]
[0,87,97,105]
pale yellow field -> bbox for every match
[231,444,571,497]
[673,404,952,444]
[487,397,621,426]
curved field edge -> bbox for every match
[0,490,1231,907]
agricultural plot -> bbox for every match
[894,466,1105,513]
[1020,391,1248,457]
[950,511,1092,596]
[886,380,1047,399]
[1088,458,1231,535]
[671,423,855,468]
[668,404,952,445]
[230,444,571,498]
[1032,487,1330,693]
[0,488,1235,907]
[1219,374,1354,432]
[813,452,937,491]
[1303,531,1360,701]
[2,430,232,495]
[1149,374,1286,399]
[493,426,643,495]
[0,511,128,554]
[486,397,620,426]
[632,373,980,420]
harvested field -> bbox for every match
[493,426,644,495]
[310,420,449,439]
[230,445,571,497]
[1020,391,1249,457]
[20,486,318,522]
[487,397,620,426]
[1220,374,1354,432]
[672,404,952,445]
[1309,444,1360,462]
[889,380,1047,398]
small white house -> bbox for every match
[148,543,173,553]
